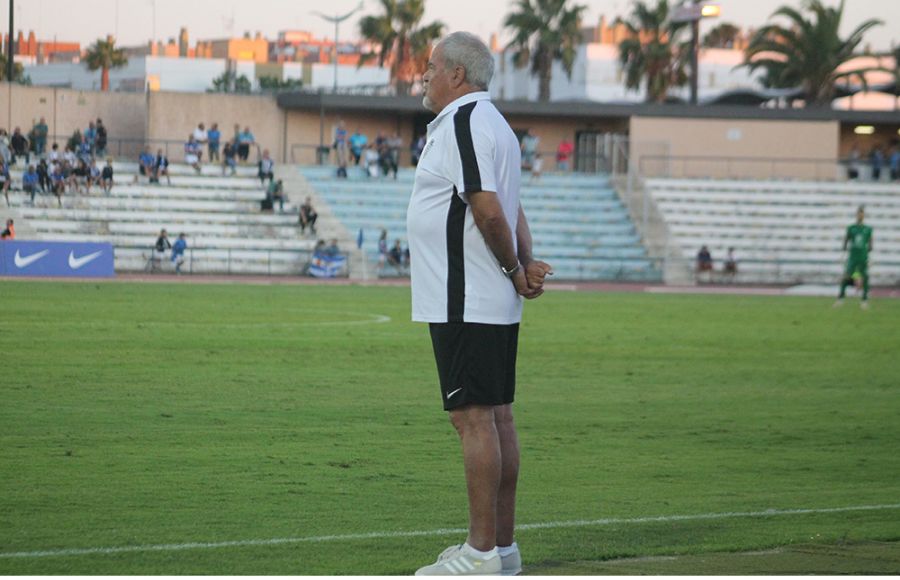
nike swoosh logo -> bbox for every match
[446,388,463,399]
[69,250,104,270]
[14,249,50,268]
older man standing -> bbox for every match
[408,32,552,576]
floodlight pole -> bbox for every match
[7,0,14,82]
[312,2,363,93]
[690,1,700,105]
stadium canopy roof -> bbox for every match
[276,91,900,125]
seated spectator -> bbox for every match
[385,132,402,180]
[192,123,208,161]
[155,228,171,255]
[0,162,10,206]
[207,123,221,162]
[63,145,78,168]
[101,159,115,194]
[71,160,89,193]
[171,233,188,274]
[364,144,380,178]
[95,118,108,157]
[530,152,543,181]
[723,247,737,282]
[86,160,102,194]
[222,141,237,176]
[324,238,341,257]
[137,148,155,182]
[377,229,389,272]
[78,137,93,165]
[50,163,65,205]
[237,126,255,162]
[258,149,275,186]
[696,245,713,283]
[11,127,29,166]
[37,159,51,193]
[184,135,202,174]
[299,196,318,235]
[153,150,171,185]
[890,144,900,181]
[1,218,14,239]
[23,164,39,204]
[265,179,286,213]
[387,239,407,273]
[349,128,368,166]
[48,142,61,165]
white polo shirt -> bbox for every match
[407,91,523,325]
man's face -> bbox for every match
[857,210,865,223]
[422,43,455,113]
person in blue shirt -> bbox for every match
[349,128,368,166]
[23,164,39,204]
[237,127,255,162]
[889,145,900,182]
[207,123,221,163]
[171,233,188,274]
[84,121,97,153]
[138,148,155,183]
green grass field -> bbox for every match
[1,280,898,574]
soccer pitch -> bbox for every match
[1,280,898,574]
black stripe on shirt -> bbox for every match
[454,102,481,193]
[446,186,467,322]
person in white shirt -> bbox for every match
[192,123,208,163]
[408,31,552,576]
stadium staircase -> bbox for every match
[4,163,332,275]
[298,165,661,281]
[644,178,900,285]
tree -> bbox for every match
[617,0,690,103]
[358,0,445,95]
[84,36,128,92]
[703,22,741,49]
[258,76,304,93]
[741,0,883,107]
[0,53,27,83]
[208,71,252,94]
[503,0,586,102]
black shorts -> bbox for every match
[428,322,519,411]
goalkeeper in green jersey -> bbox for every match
[835,206,873,309]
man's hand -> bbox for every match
[512,269,543,299]
[524,260,553,291]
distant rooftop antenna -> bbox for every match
[222,8,235,38]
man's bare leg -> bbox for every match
[494,404,519,547]
[449,404,501,551]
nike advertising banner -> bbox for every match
[0,241,115,278]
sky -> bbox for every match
[4,0,898,52]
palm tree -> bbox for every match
[84,36,128,92]
[503,0,586,102]
[617,0,690,103]
[741,0,882,107]
[358,0,445,95]
[703,22,741,49]
[0,53,26,83]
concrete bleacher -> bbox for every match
[645,178,900,285]
[300,166,661,281]
[5,162,317,275]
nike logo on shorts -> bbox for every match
[446,387,463,399]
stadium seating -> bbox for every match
[299,166,661,281]
[645,178,900,285]
[6,163,317,275]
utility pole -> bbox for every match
[690,0,700,105]
[312,2,363,93]
[7,0,14,82]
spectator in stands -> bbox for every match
[222,141,237,176]
[386,132,402,179]
[86,160,102,194]
[192,123,208,162]
[411,134,425,166]
[77,136,93,166]
[171,233,187,274]
[237,126,256,163]
[33,117,49,156]
[101,159,115,194]
[207,123,221,163]
[265,179,286,213]
[387,239,406,273]
[324,238,341,257]
[70,160,87,193]
[11,127,29,166]
[349,128,368,165]
[890,143,900,182]
[0,161,9,206]
[377,228,389,272]
[869,146,884,182]
[333,120,349,178]
[530,152,543,181]
[137,148,155,183]
[556,137,574,171]
[364,144,380,178]
[84,121,98,154]
[155,228,171,256]
[37,159,50,193]
[154,149,171,185]
[49,163,65,206]
[299,196,318,235]
[0,129,11,166]
[696,245,713,283]
[95,118,108,158]
[23,164,39,204]
[48,142,61,165]
[521,129,539,170]
[847,144,861,180]
[1,218,13,239]
[723,247,737,283]
[184,135,202,174]
[258,149,275,186]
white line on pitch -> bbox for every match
[2,503,899,560]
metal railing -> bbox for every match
[638,154,849,182]
[33,136,264,165]
[136,245,313,276]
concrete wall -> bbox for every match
[630,116,841,180]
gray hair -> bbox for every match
[439,31,494,90]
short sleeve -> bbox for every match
[448,103,497,197]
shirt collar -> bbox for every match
[428,91,491,132]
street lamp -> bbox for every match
[312,2,364,93]
[671,1,721,105]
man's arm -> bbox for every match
[467,191,540,299]
[842,228,849,251]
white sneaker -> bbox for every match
[415,544,502,576]
[499,544,522,576]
